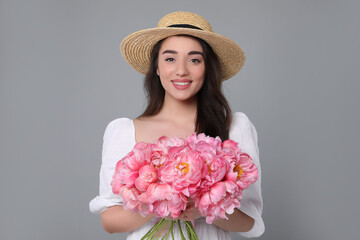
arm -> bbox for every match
[229,112,265,237]
[90,119,155,232]
[101,205,154,233]
[212,209,254,232]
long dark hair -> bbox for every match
[139,35,232,140]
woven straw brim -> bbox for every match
[121,27,245,81]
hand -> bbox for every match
[165,199,202,221]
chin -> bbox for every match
[177,95,197,102]
[167,94,196,102]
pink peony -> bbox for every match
[159,146,204,197]
[111,160,139,191]
[123,143,151,171]
[196,181,242,224]
[149,149,167,168]
[146,183,187,218]
[186,133,222,147]
[111,142,153,192]
[153,192,188,218]
[226,152,258,190]
[221,139,240,154]
[120,187,141,211]
[137,192,154,216]
[186,133,222,154]
[134,165,158,191]
[201,153,229,187]
[146,183,173,204]
[153,135,186,153]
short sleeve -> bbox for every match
[230,112,265,237]
[89,118,136,214]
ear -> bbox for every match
[156,68,160,76]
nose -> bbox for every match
[176,60,189,76]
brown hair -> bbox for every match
[139,35,232,140]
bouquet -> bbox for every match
[111,133,258,240]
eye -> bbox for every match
[190,58,201,63]
[165,57,175,62]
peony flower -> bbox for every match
[145,183,187,218]
[137,192,154,216]
[111,142,153,192]
[146,183,173,204]
[149,148,169,169]
[153,136,186,153]
[221,139,240,154]
[134,165,158,192]
[123,143,151,171]
[196,180,242,224]
[111,160,139,191]
[152,192,188,218]
[186,133,222,154]
[186,133,222,147]
[201,153,229,187]
[159,146,204,197]
[226,152,258,190]
[120,186,141,211]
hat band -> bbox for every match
[167,24,202,30]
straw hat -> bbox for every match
[120,11,245,81]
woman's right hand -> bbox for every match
[165,199,202,221]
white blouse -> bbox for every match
[89,112,264,239]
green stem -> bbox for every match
[161,220,173,240]
[177,220,186,240]
[183,221,198,240]
[157,220,170,240]
[142,218,199,240]
[141,218,166,240]
[170,221,175,240]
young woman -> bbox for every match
[90,11,264,239]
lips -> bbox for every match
[171,79,192,90]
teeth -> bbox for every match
[173,82,191,85]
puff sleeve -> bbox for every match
[89,118,135,214]
[230,112,265,237]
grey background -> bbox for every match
[1,0,359,239]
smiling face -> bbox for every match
[156,35,206,103]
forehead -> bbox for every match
[159,35,203,52]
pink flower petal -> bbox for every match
[209,182,227,204]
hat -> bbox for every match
[120,11,245,81]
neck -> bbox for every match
[157,94,198,123]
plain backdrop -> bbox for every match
[1,0,359,239]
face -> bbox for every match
[157,36,205,103]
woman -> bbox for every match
[90,11,264,239]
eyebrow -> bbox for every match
[161,50,203,56]
[189,51,203,56]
